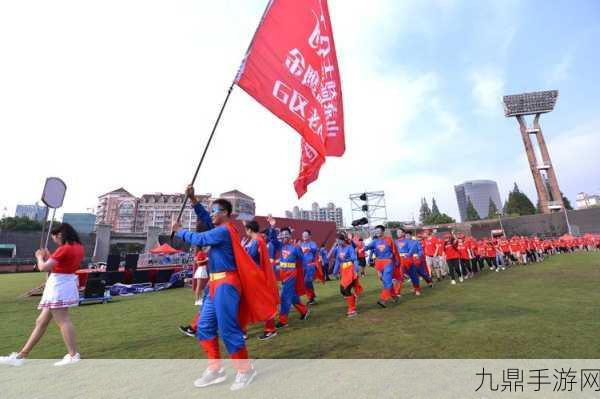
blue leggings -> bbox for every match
[379,264,394,289]
[196,283,245,354]
[406,265,431,287]
[280,277,302,316]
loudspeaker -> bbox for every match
[125,254,139,271]
[106,254,121,272]
[83,272,107,299]
[132,270,150,284]
[154,269,173,284]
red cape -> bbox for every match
[225,223,278,327]
[256,235,280,305]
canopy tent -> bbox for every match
[149,243,181,255]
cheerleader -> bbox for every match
[1,223,84,366]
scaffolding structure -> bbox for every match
[349,191,388,231]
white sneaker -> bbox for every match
[194,367,227,387]
[194,298,203,306]
[0,353,24,367]
[54,353,81,366]
[230,367,257,391]
[451,280,456,285]
[496,268,500,272]
[459,277,464,283]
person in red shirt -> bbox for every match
[1,223,84,367]
[498,236,513,266]
[423,229,443,282]
[179,247,209,337]
[443,235,462,284]
[356,238,367,277]
[509,237,523,265]
[457,237,473,279]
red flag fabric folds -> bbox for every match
[236,0,344,197]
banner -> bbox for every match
[236,0,344,197]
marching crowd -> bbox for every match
[170,187,599,389]
[2,187,599,391]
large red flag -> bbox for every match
[236,0,344,197]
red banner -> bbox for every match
[236,0,344,197]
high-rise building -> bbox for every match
[286,202,344,227]
[576,192,600,209]
[62,213,96,234]
[96,188,137,231]
[96,188,255,233]
[15,203,47,221]
[219,190,256,221]
[454,180,502,222]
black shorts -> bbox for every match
[358,258,366,267]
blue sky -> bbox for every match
[0,0,598,223]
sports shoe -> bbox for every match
[377,300,387,308]
[54,353,81,366]
[392,296,400,303]
[194,298,203,306]
[194,367,227,388]
[496,268,500,272]
[258,331,278,341]
[347,311,358,318]
[415,290,421,296]
[451,280,456,285]
[179,325,196,337]
[300,309,311,321]
[230,367,257,391]
[459,276,464,283]
[307,299,316,305]
[0,352,24,367]
[243,334,248,340]
[275,321,288,329]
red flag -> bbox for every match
[236,0,344,197]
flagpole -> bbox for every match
[171,1,273,240]
[171,81,235,239]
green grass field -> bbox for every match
[1,252,599,359]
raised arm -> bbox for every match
[175,225,228,247]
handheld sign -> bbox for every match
[41,177,67,208]
[39,177,67,249]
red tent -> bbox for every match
[149,243,181,254]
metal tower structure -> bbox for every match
[349,191,388,230]
[503,90,563,213]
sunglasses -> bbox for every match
[210,207,224,215]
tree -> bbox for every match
[419,198,432,224]
[431,198,441,216]
[0,216,44,231]
[561,192,573,210]
[420,197,456,225]
[487,197,499,218]
[465,197,481,221]
[428,213,456,224]
[503,183,536,216]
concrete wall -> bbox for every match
[464,208,600,238]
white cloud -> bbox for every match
[469,68,505,115]
[0,0,447,224]
[546,53,573,84]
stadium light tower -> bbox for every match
[503,90,563,214]
[349,191,388,230]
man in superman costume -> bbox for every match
[396,228,433,296]
[364,225,401,308]
[173,190,277,391]
[243,219,279,341]
[331,232,362,317]
[266,221,310,328]
[299,229,324,305]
